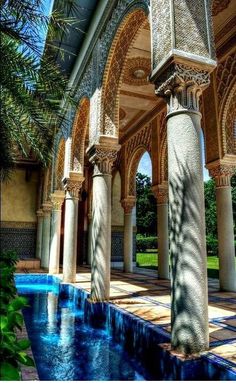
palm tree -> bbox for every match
[0,0,78,179]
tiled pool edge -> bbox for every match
[59,281,236,381]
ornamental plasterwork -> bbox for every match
[42,202,52,215]
[152,183,168,204]
[123,57,151,86]
[216,52,236,107]
[159,112,168,183]
[88,144,120,175]
[155,64,210,114]
[126,124,151,160]
[1,221,36,229]
[55,139,65,190]
[50,191,65,211]
[221,83,236,156]
[212,0,230,16]
[63,173,84,199]
[119,108,126,120]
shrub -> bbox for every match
[0,251,35,380]
[136,235,157,252]
[206,235,218,256]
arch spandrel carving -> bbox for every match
[221,82,236,157]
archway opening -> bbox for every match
[136,152,157,270]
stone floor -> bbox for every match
[16,265,236,376]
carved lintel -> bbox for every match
[42,202,52,215]
[154,63,211,116]
[88,142,120,175]
[152,183,168,204]
[121,197,136,214]
[63,171,84,199]
[50,190,65,211]
[208,163,236,187]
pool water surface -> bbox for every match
[17,283,148,381]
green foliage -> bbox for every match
[0,251,34,381]
[0,0,80,179]
[206,235,218,256]
[136,173,157,236]
[136,235,157,252]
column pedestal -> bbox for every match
[49,191,65,274]
[41,203,52,269]
[62,172,84,283]
[36,209,44,259]
[121,197,136,273]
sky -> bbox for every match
[137,132,210,182]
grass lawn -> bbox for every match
[136,252,227,278]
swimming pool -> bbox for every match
[15,274,236,381]
[16,275,149,381]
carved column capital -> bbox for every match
[42,202,52,215]
[208,162,235,187]
[50,190,65,211]
[63,171,84,199]
[154,63,210,116]
[121,197,136,214]
[36,209,44,218]
[88,141,120,175]
[152,183,168,204]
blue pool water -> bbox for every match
[16,279,147,381]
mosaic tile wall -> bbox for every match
[0,227,36,259]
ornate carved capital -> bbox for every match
[208,163,235,187]
[42,202,52,215]
[50,190,65,211]
[88,141,120,175]
[36,209,44,218]
[154,63,210,116]
[121,197,136,214]
[63,171,84,199]
[152,183,168,204]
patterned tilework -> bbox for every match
[0,227,36,258]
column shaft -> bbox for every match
[157,203,169,279]
[41,204,52,268]
[49,192,64,274]
[36,210,43,259]
[87,214,93,266]
[168,111,208,354]
[91,172,111,300]
[216,185,236,291]
[63,192,79,283]
[124,213,133,273]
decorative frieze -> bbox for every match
[121,197,136,214]
[155,63,211,115]
[152,183,168,204]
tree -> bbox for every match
[0,0,78,179]
[136,172,157,236]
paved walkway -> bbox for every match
[16,265,236,373]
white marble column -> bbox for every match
[209,164,236,292]
[152,184,169,279]
[49,190,65,274]
[154,69,211,354]
[62,172,84,283]
[88,141,120,301]
[121,197,136,273]
[41,202,52,268]
[36,209,44,259]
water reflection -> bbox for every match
[47,292,58,333]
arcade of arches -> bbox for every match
[1,0,236,356]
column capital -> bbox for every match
[63,171,84,199]
[207,161,235,187]
[87,140,120,175]
[152,183,168,204]
[50,190,65,211]
[121,197,136,214]
[36,209,44,218]
[153,63,210,116]
[42,202,52,215]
